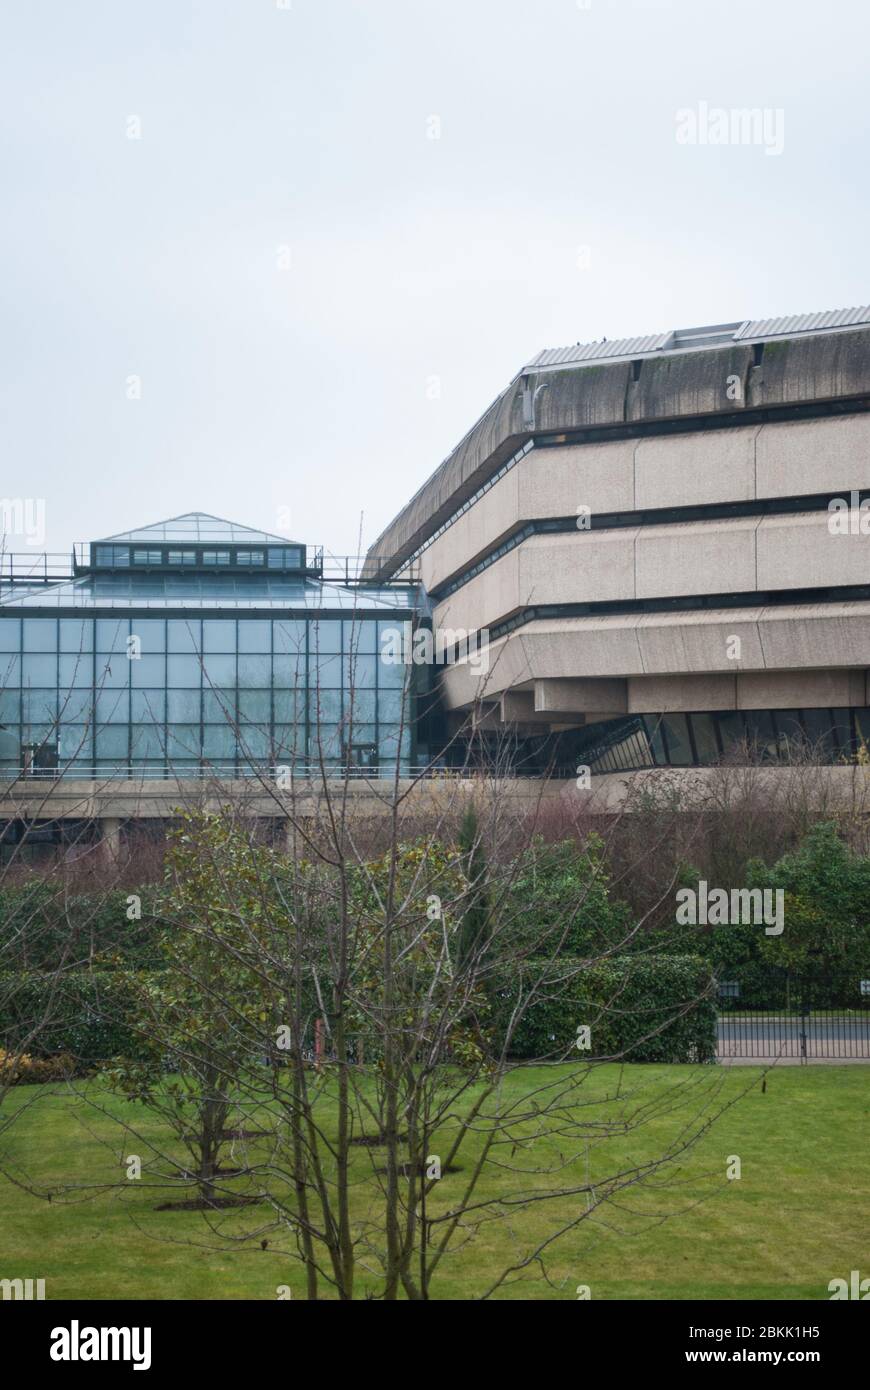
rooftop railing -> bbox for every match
[0,549,420,586]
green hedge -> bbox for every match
[0,969,148,1065]
[491,954,717,1063]
[0,886,163,972]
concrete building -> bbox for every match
[364,307,870,774]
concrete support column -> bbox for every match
[95,817,124,873]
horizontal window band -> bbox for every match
[485,585,870,645]
[385,396,870,578]
[430,488,870,602]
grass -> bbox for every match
[0,1064,866,1300]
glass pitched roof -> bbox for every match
[0,574,420,612]
[96,511,304,546]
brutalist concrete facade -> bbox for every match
[364,311,870,770]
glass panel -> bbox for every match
[203,620,236,652]
[238,655,269,687]
[130,655,166,687]
[236,550,265,567]
[273,620,306,656]
[376,690,403,722]
[58,688,92,722]
[167,549,196,565]
[342,653,376,689]
[203,725,237,759]
[309,689,342,721]
[343,619,377,654]
[168,619,202,653]
[203,690,237,722]
[129,619,166,653]
[238,620,271,653]
[830,708,853,756]
[130,725,165,759]
[309,724,341,757]
[309,620,341,654]
[744,710,777,758]
[59,619,94,653]
[0,618,20,651]
[95,726,129,758]
[202,550,231,566]
[273,725,303,756]
[202,654,236,685]
[309,652,341,686]
[59,654,93,688]
[132,549,161,565]
[273,690,301,722]
[167,655,201,687]
[22,654,56,684]
[272,653,305,686]
[801,708,835,758]
[0,690,20,721]
[238,690,270,722]
[690,713,720,764]
[94,656,130,689]
[22,689,57,723]
[58,726,92,760]
[166,726,200,758]
[131,689,165,721]
[238,726,270,760]
[168,689,200,722]
[96,690,130,723]
[715,711,746,758]
[96,618,130,652]
[662,714,693,765]
[0,653,21,685]
[23,619,56,652]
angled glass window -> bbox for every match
[202,550,231,566]
[132,549,162,565]
[167,549,196,565]
[236,550,265,566]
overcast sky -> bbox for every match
[2,0,868,559]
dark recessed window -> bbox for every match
[168,549,196,566]
[267,546,303,569]
[202,550,231,566]
[94,545,130,567]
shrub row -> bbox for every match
[490,954,717,1063]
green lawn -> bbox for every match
[1,1065,866,1300]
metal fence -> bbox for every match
[717,972,870,1059]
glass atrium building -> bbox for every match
[0,514,422,778]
